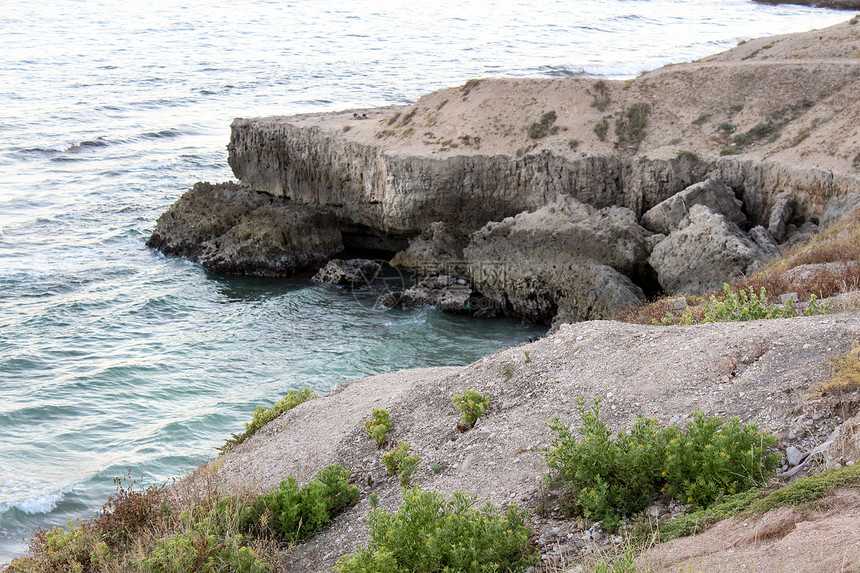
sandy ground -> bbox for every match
[286,17,860,176]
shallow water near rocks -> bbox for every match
[0,0,849,564]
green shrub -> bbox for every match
[381,441,420,487]
[221,388,316,452]
[9,521,111,573]
[676,150,699,161]
[718,122,736,134]
[231,463,358,542]
[528,111,559,139]
[680,284,825,324]
[136,515,267,573]
[661,413,780,507]
[545,398,669,528]
[452,390,490,428]
[364,408,392,448]
[544,398,780,529]
[337,488,537,573]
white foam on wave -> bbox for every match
[0,481,68,516]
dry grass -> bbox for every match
[619,212,860,326]
[816,343,860,395]
[616,296,703,325]
[5,467,287,573]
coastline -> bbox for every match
[8,15,860,573]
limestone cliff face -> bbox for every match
[219,20,860,323]
[229,116,858,238]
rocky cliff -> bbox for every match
[217,20,860,323]
[147,19,860,324]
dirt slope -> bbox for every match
[203,310,860,572]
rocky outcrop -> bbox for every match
[754,0,860,10]
[641,178,745,235]
[147,182,342,276]
[389,222,469,275]
[191,21,860,322]
[463,199,650,322]
[382,275,494,316]
[648,205,772,295]
[312,259,381,289]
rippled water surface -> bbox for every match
[0,0,849,563]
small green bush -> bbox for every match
[452,389,490,428]
[594,119,609,142]
[337,488,537,573]
[381,441,420,487]
[136,516,267,573]
[364,408,392,448]
[676,150,699,161]
[680,284,825,324]
[528,110,559,139]
[221,388,317,452]
[9,521,111,573]
[733,122,777,146]
[544,398,780,529]
[232,463,358,542]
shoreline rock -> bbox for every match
[147,181,343,276]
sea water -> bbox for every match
[0,0,849,563]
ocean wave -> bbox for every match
[0,484,68,516]
[63,137,110,152]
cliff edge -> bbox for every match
[220,18,860,324]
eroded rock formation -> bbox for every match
[152,20,860,325]
[147,182,343,276]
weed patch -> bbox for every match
[615,103,650,150]
[221,388,316,453]
[816,343,860,394]
[337,488,537,573]
[594,119,609,142]
[381,441,420,487]
[528,111,559,139]
[591,80,611,112]
[750,464,860,512]
[691,113,709,126]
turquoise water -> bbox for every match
[0,0,850,564]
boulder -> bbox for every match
[382,275,497,316]
[768,195,795,243]
[648,204,770,295]
[312,259,382,289]
[641,178,745,235]
[466,197,655,282]
[147,181,343,276]
[463,199,651,323]
[390,222,470,275]
[748,225,781,258]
